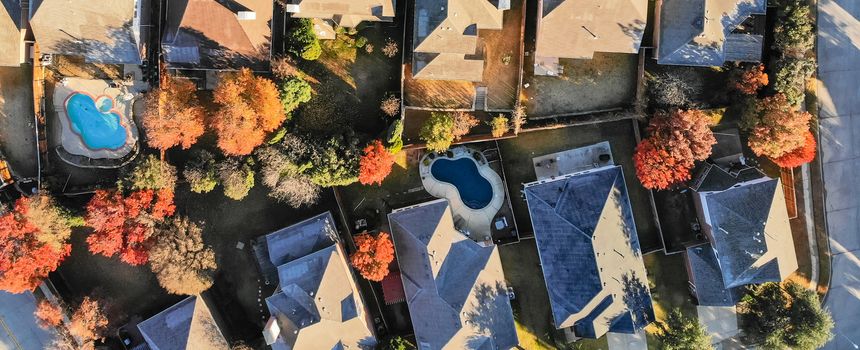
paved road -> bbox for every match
[817,0,860,348]
[0,291,55,350]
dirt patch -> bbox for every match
[523,52,638,118]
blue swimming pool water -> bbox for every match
[431,157,493,209]
[65,93,127,150]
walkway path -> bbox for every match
[817,0,860,348]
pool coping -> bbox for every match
[419,146,506,243]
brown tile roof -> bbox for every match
[29,0,143,64]
[0,0,22,66]
[535,0,647,60]
[163,0,272,70]
[284,0,395,27]
[411,0,506,81]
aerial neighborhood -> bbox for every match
[0,0,851,349]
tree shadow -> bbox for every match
[464,281,516,349]
[621,272,655,329]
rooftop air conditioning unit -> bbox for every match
[237,11,256,20]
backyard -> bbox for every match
[522,53,638,118]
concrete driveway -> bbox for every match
[697,305,739,344]
[607,330,647,350]
[0,291,55,350]
[818,0,860,348]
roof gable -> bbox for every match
[138,296,229,350]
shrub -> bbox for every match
[774,0,815,56]
[452,112,478,139]
[359,140,395,186]
[731,64,769,95]
[511,105,526,134]
[120,154,177,192]
[183,150,218,194]
[365,43,374,53]
[380,95,401,117]
[491,115,509,138]
[773,56,816,107]
[655,309,713,350]
[648,72,698,108]
[382,38,399,58]
[271,55,301,79]
[385,119,404,154]
[256,145,320,208]
[354,36,368,48]
[35,300,64,329]
[290,19,322,61]
[218,158,256,201]
[280,77,313,114]
[420,112,455,152]
[68,297,109,348]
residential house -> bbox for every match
[657,0,767,66]
[411,0,508,82]
[524,165,654,341]
[533,0,647,76]
[258,212,377,350]
[137,295,230,350]
[282,0,395,37]
[162,0,273,71]
[0,0,24,66]
[29,0,148,64]
[388,199,518,349]
[685,164,798,306]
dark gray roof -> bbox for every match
[388,200,518,349]
[265,212,338,268]
[686,244,744,306]
[137,296,229,350]
[690,163,764,192]
[524,166,654,338]
[657,0,766,66]
[699,178,797,288]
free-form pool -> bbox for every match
[65,93,128,150]
[430,157,493,209]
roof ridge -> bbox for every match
[527,185,592,240]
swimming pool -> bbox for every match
[65,93,128,150]
[430,157,493,209]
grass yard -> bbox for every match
[522,53,638,118]
[496,119,662,251]
[642,252,698,348]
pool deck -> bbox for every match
[419,147,506,243]
[52,78,144,159]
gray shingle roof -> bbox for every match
[29,0,144,64]
[0,0,21,66]
[524,165,654,338]
[388,200,518,350]
[262,212,376,350]
[695,177,798,289]
[137,296,230,350]
[686,244,744,306]
[657,0,766,66]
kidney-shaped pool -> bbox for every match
[430,157,493,209]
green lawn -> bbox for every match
[642,252,699,348]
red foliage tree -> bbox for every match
[84,189,175,265]
[359,140,395,186]
[34,300,64,329]
[633,138,693,190]
[772,131,816,168]
[350,232,395,282]
[732,64,769,95]
[0,197,72,293]
[212,68,286,156]
[633,109,716,190]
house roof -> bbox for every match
[524,165,654,338]
[657,0,766,66]
[284,0,396,27]
[266,244,376,350]
[695,177,798,289]
[265,212,338,268]
[411,0,505,81]
[29,0,143,64]
[388,200,518,349]
[535,0,647,60]
[0,0,22,66]
[163,0,272,70]
[686,244,744,306]
[137,296,230,350]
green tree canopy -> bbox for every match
[655,309,713,350]
[420,112,455,152]
[281,77,313,114]
[739,282,834,350]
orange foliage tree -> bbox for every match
[772,130,816,168]
[0,196,73,293]
[140,75,205,152]
[212,68,286,156]
[35,300,64,329]
[732,64,769,95]
[68,297,109,347]
[359,140,395,186]
[633,109,716,190]
[745,94,812,159]
[84,189,175,265]
[350,232,395,282]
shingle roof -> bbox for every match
[411,0,505,81]
[524,165,654,338]
[657,0,766,66]
[29,0,144,64]
[262,212,376,350]
[535,0,647,60]
[137,296,230,350]
[163,0,272,70]
[686,244,744,306]
[284,0,395,27]
[266,245,376,350]
[388,200,518,349]
[0,0,22,66]
[695,177,797,289]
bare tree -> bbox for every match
[149,217,217,295]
